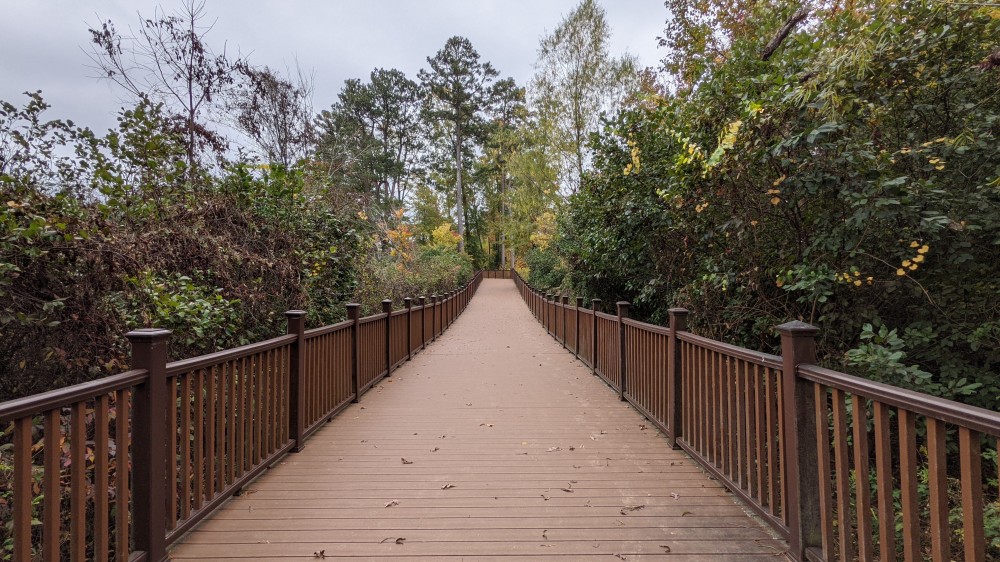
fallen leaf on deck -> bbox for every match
[401,458,413,464]
[682,510,693,516]
[546,447,561,452]
[671,492,680,500]
[385,500,399,508]
[395,538,406,545]
[441,483,455,489]
[620,505,645,515]
[559,488,574,493]
[431,447,440,452]
[542,530,548,539]
[660,545,672,552]
[313,550,326,559]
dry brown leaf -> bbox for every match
[384,500,399,508]
[401,458,413,465]
[441,483,455,489]
[620,505,645,515]
[395,537,406,545]
[431,447,440,452]
[313,550,326,559]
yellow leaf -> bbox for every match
[772,175,786,186]
[896,269,906,276]
[770,197,781,205]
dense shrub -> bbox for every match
[555,0,1000,410]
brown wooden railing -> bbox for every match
[513,271,1000,562]
[481,269,512,279]
[0,271,483,562]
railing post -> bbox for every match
[347,303,361,402]
[127,328,172,562]
[575,297,583,359]
[591,299,601,376]
[404,298,413,360]
[666,308,689,449]
[382,300,393,376]
[777,320,821,561]
[285,310,307,452]
[545,294,552,335]
[617,301,630,401]
[430,295,438,341]
[561,296,569,349]
[418,296,427,348]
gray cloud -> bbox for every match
[1,0,666,134]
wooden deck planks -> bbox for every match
[169,279,784,560]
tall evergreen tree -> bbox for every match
[419,36,498,253]
[316,68,424,211]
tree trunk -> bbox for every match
[500,173,506,269]
[454,125,466,253]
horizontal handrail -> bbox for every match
[304,319,353,339]
[165,334,297,376]
[510,268,999,562]
[0,369,147,422]
[799,363,1000,436]
[1,269,485,562]
[678,331,783,370]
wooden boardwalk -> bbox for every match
[169,279,785,561]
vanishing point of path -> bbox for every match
[169,279,785,561]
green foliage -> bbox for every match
[112,271,242,347]
[555,0,1000,409]
[352,243,474,315]
[0,93,365,399]
[524,247,566,291]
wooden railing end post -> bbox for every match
[127,327,172,562]
[285,310,307,452]
[382,300,393,376]
[346,303,361,402]
[777,320,821,561]
[667,308,689,449]
[616,301,630,401]
[404,298,413,360]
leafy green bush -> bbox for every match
[556,0,1000,410]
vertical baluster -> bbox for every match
[873,401,895,562]
[926,417,950,562]
[70,401,86,561]
[853,395,874,560]
[815,384,834,560]
[43,408,61,561]
[832,388,854,561]
[959,427,985,562]
[181,373,192,519]
[228,361,236,485]
[194,369,205,509]
[12,417,32,561]
[206,365,216,500]
[94,395,111,560]
[899,409,921,561]
[166,376,177,529]
[115,389,130,562]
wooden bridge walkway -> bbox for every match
[169,279,784,560]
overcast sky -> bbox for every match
[1,1,667,135]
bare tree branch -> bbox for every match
[761,6,810,61]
